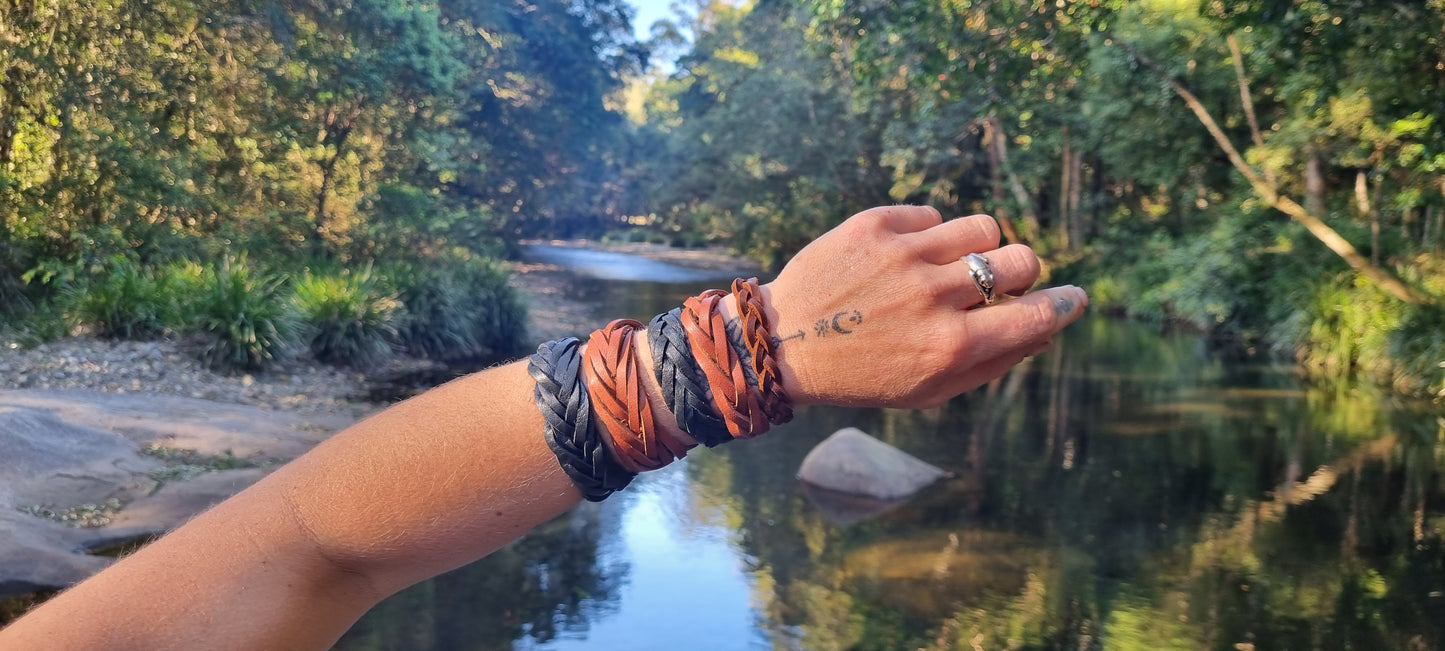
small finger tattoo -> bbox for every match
[1054,297,1076,316]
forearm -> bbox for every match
[0,361,585,650]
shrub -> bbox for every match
[61,259,169,339]
[1281,263,1445,398]
[7,301,73,348]
[386,261,472,360]
[153,260,209,330]
[195,257,297,372]
[292,265,399,367]
[388,253,527,361]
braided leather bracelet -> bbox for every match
[682,290,769,439]
[648,308,734,447]
[584,319,694,471]
[731,278,793,425]
[528,338,634,502]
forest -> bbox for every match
[1,0,1442,398]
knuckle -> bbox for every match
[1028,298,1057,333]
[965,214,1002,246]
[918,273,953,300]
[846,208,886,231]
[1000,245,1041,287]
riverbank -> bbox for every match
[0,240,759,414]
[509,239,762,341]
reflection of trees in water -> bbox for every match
[694,317,1445,650]
[335,500,629,651]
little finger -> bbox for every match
[951,285,1087,362]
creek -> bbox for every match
[331,245,1443,649]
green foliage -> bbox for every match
[195,258,297,372]
[0,0,638,278]
[1284,263,1445,397]
[60,260,170,340]
[292,266,399,367]
[153,260,211,329]
[5,301,73,349]
[388,254,527,361]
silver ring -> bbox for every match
[964,253,997,305]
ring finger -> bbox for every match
[936,244,1041,307]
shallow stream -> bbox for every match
[332,245,1444,650]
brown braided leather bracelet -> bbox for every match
[583,319,693,472]
[682,290,769,439]
[731,277,793,425]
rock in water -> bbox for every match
[797,427,950,500]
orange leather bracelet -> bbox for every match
[732,277,793,425]
[583,319,693,472]
[682,290,769,439]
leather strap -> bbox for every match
[732,277,793,425]
[648,308,734,447]
[584,319,693,472]
[528,338,634,501]
[682,290,768,439]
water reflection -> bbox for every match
[520,245,735,284]
[339,249,1445,650]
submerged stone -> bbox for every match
[797,427,950,501]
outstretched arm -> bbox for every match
[0,207,1088,650]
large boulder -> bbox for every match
[797,427,951,501]
[0,390,357,597]
[0,407,158,595]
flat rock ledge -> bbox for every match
[0,390,359,598]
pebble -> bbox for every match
[0,337,385,417]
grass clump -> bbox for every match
[61,260,169,339]
[388,253,526,361]
[292,265,399,367]
[1275,261,1445,398]
[195,256,298,372]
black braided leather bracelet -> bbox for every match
[648,309,734,447]
[528,337,634,501]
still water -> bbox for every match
[336,246,1445,651]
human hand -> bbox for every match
[756,205,1087,408]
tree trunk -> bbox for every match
[1305,149,1325,218]
[1068,149,1083,246]
[0,80,18,170]
[1354,170,1370,216]
[982,118,1024,244]
[1425,205,1437,251]
[1370,174,1384,267]
[1088,153,1104,242]
[1115,38,1427,304]
[1059,126,1072,249]
[986,114,1040,242]
[314,100,358,255]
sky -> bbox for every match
[629,0,676,41]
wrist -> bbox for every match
[738,283,815,407]
[632,330,699,447]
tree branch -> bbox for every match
[1226,34,1266,150]
[1112,36,1427,305]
